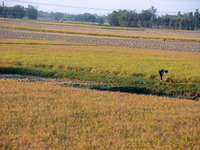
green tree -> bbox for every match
[138,6,157,28]
[150,16,157,28]
[188,12,195,30]
[9,5,25,19]
[117,10,138,27]
[169,18,177,29]
[107,11,120,26]
[194,9,200,29]
[160,15,170,28]
[0,5,9,17]
[177,11,182,29]
[96,18,104,25]
[26,5,38,19]
[179,13,195,30]
[74,13,96,22]
[180,18,186,30]
[88,15,96,23]
[50,12,64,20]
[138,10,151,27]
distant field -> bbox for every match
[1,80,200,149]
[1,38,200,83]
[1,18,200,38]
[1,23,200,42]
[1,29,199,53]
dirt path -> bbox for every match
[0,74,107,88]
[0,29,200,52]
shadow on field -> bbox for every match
[90,86,149,94]
[90,86,199,101]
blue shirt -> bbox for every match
[159,69,166,74]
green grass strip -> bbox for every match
[0,65,199,99]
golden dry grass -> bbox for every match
[1,79,200,149]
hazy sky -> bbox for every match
[2,0,200,15]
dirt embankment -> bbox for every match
[0,29,200,52]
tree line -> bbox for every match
[38,11,106,25]
[1,4,200,30]
[0,4,106,25]
[0,4,38,19]
[107,6,200,30]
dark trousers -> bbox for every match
[159,70,163,80]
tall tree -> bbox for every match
[188,12,194,30]
[88,15,96,23]
[138,6,157,28]
[117,10,137,27]
[96,18,104,25]
[138,10,151,27]
[9,5,25,19]
[107,11,120,26]
[194,9,200,29]
[0,5,9,17]
[169,18,177,29]
[26,5,38,19]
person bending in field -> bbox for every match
[159,69,168,81]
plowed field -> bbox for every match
[0,29,200,52]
